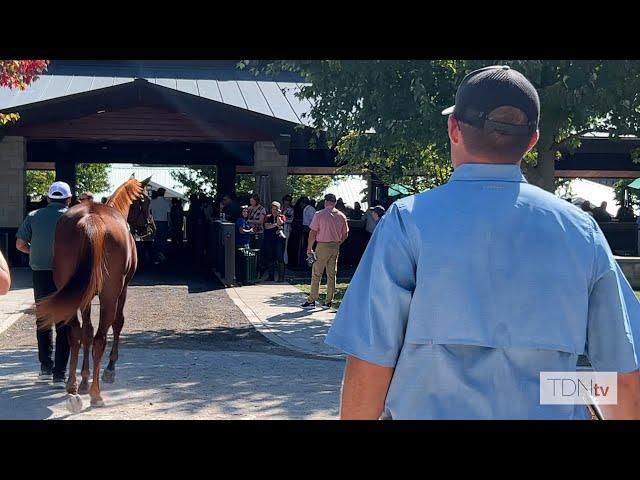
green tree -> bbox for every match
[483,60,640,191]
[171,167,217,196]
[259,60,640,192]
[25,164,110,198]
[236,174,256,195]
[76,164,110,195]
[614,179,640,211]
[287,175,333,200]
[25,170,55,198]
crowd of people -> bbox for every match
[131,187,392,282]
[578,199,637,224]
[226,192,391,284]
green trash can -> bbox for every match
[236,248,260,284]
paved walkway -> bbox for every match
[0,269,34,335]
[226,282,344,359]
[0,347,341,419]
[0,269,345,419]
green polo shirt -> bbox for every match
[16,203,68,271]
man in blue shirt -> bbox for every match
[326,66,640,419]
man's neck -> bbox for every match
[453,157,522,169]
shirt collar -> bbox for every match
[448,163,528,183]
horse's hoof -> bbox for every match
[78,382,90,395]
[90,398,105,408]
[102,369,115,383]
[66,394,83,413]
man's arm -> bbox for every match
[599,370,640,420]
[307,229,318,254]
[15,238,30,255]
[340,215,349,244]
[0,250,10,295]
[340,356,394,420]
[586,221,640,419]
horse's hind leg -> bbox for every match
[65,315,84,413]
[65,316,81,395]
[89,297,118,407]
[103,287,127,383]
[78,306,93,395]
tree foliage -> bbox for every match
[287,175,333,200]
[76,164,111,195]
[25,170,55,198]
[0,60,48,125]
[25,164,110,198]
[171,167,217,196]
[258,60,640,192]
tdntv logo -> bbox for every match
[540,372,618,405]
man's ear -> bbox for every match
[448,115,461,145]
[526,129,540,153]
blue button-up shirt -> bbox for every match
[326,163,639,419]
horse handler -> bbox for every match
[326,66,640,420]
[16,181,72,388]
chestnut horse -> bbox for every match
[38,177,154,412]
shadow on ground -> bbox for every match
[119,326,318,359]
[0,347,343,420]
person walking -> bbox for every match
[15,181,72,387]
[326,65,640,420]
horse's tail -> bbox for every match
[38,214,107,328]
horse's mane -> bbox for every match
[107,178,144,216]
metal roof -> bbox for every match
[0,61,314,126]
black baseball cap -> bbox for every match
[441,65,539,136]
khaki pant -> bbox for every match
[308,242,340,303]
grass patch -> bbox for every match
[292,282,349,311]
[636,291,640,300]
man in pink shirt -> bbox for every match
[302,193,349,309]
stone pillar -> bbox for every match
[253,141,289,206]
[0,136,26,228]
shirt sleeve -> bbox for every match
[586,220,639,373]
[309,212,319,231]
[16,214,32,243]
[325,203,416,367]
